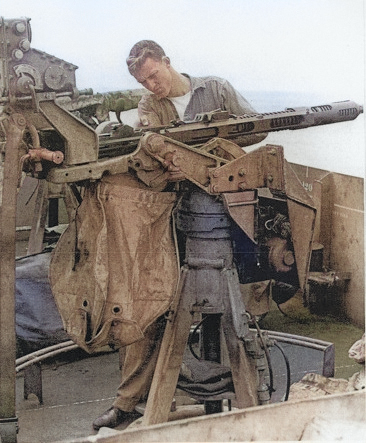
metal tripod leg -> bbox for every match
[142,267,193,425]
[142,188,262,426]
[0,113,26,443]
[142,269,259,426]
[221,269,258,408]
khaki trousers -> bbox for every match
[113,316,166,411]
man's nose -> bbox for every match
[145,78,157,91]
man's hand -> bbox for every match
[140,116,150,126]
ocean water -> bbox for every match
[118,90,365,178]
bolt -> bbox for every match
[213,169,219,178]
[12,49,23,61]
[172,154,180,167]
[284,251,295,266]
[238,168,246,177]
[267,175,274,183]
[52,151,64,165]
[238,182,247,190]
[19,38,30,52]
[15,22,26,34]
[13,115,26,127]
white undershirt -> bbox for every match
[168,91,192,120]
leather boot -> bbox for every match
[92,406,141,430]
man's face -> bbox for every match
[133,57,172,98]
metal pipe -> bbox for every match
[0,113,26,443]
[264,330,334,351]
[16,342,78,372]
[16,340,76,365]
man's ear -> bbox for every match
[162,56,171,67]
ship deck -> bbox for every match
[15,298,364,443]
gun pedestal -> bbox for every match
[142,187,269,426]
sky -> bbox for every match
[1,0,365,176]
[1,0,364,102]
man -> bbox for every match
[92,40,266,431]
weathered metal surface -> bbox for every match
[197,137,246,160]
[286,198,315,292]
[209,144,285,193]
[0,113,26,443]
[37,100,98,166]
[46,155,132,183]
[222,191,257,242]
[291,164,365,328]
[136,132,228,189]
[56,88,146,125]
[159,102,363,144]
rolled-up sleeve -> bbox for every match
[138,95,178,127]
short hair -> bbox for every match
[126,40,166,76]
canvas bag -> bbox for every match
[49,174,178,353]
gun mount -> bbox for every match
[0,16,364,439]
[0,13,363,317]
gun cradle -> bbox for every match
[129,133,316,293]
[46,129,315,293]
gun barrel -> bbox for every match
[284,100,363,127]
[96,100,363,159]
[159,100,363,146]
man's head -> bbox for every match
[127,40,166,74]
[126,40,173,98]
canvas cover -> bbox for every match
[49,174,178,353]
[16,251,68,345]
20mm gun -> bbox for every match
[45,99,363,184]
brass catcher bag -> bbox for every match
[49,174,178,353]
